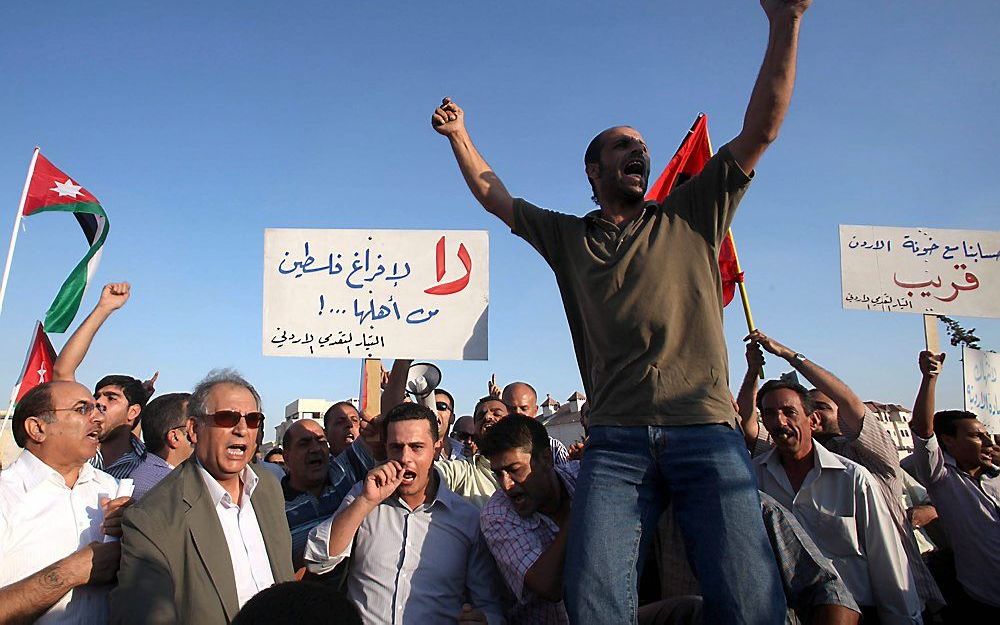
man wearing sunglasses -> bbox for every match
[0,381,131,624]
[435,388,465,460]
[112,369,295,625]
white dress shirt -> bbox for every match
[195,462,275,608]
[0,450,119,624]
[754,442,923,625]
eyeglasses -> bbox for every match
[436,402,452,412]
[454,432,475,442]
[50,402,106,417]
[202,411,264,429]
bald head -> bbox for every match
[502,382,538,418]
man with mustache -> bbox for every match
[433,2,812,621]
[281,418,373,570]
[0,381,130,624]
[753,378,922,623]
[324,401,361,457]
[304,403,504,624]
[111,369,295,624]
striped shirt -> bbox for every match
[480,462,579,625]
[282,440,374,568]
[90,435,146,480]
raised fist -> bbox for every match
[918,350,945,378]
[432,98,466,137]
[98,282,130,312]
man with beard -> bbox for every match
[744,329,944,612]
[304,403,504,624]
[433,2,812,621]
[281,418,372,569]
[753,379,922,623]
[910,351,1000,617]
[52,282,150,479]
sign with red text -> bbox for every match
[264,229,488,360]
[840,225,1000,318]
[963,346,999,435]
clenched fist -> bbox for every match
[432,98,466,137]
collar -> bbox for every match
[195,459,258,507]
[582,201,657,226]
[13,450,97,492]
[390,471,459,513]
[758,440,846,481]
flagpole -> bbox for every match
[0,147,40,317]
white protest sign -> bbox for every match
[963,346,1000,435]
[263,229,488,360]
[840,225,1000,318]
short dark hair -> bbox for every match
[264,447,284,462]
[231,581,361,625]
[584,126,634,205]
[480,414,551,464]
[933,410,978,438]
[757,379,815,415]
[323,401,358,429]
[95,375,149,410]
[473,396,513,423]
[140,392,190,455]
[434,388,455,410]
[12,383,55,448]
[383,402,439,441]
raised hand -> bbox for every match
[97,282,130,312]
[361,461,404,505]
[432,98,466,137]
[918,350,946,379]
[488,373,501,399]
[745,329,794,360]
[760,0,811,21]
[745,341,765,373]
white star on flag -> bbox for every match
[37,363,48,383]
[51,178,83,198]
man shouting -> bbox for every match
[433,2,812,622]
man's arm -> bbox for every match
[432,98,515,229]
[737,341,764,448]
[522,522,570,601]
[747,330,867,432]
[464,534,507,625]
[910,351,944,439]
[323,462,404,558]
[0,542,120,625]
[52,282,130,381]
[110,509,177,625]
[727,0,811,174]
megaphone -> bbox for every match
[406,363,442,416]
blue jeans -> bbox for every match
[564,424,786,625]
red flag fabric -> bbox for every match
[646,114,744,306]
[14,322,57,404]
[23,153,101,216]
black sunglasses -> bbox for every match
[455,432,475,442]
[203,410,265,429]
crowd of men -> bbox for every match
[1,0,998,623]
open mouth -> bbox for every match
[306,454,325,469]
[226,444,247,459]
[344,433,356,443]
[622,158,645,181]
[401,469,417,485]
[510,492,527,507]
[85,428,101,443]
[773,426,796,442]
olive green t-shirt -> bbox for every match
[512,145,751,427]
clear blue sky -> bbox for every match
[1,1,998,439]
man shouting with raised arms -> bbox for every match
[433,2,811,623]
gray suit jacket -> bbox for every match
[110,458,295,624]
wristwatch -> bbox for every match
[791,352,807,365]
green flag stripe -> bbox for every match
[42,211,110,333]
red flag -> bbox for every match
[646,114,744,307]
[23,153,102,216]
[13,322,57,404]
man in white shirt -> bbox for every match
[305,402,505,624]
[111,369,294,624]
[0,381,130,624]
[753,378,923,624]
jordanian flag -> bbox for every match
[23,152,109,332]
